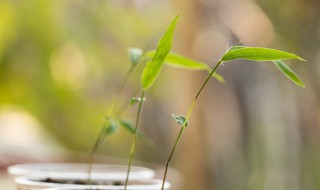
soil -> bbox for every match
[40,178,124,186]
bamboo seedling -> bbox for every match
[87,47,144,184]
[105,15,305,190]
[123,15,225,189]
[160,46,305,189]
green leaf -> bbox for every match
[128,48,143,66]
[104,118,119,136]
[212,72,225,83]
[119,119,149,137]
[273,60,305,87]
[146,51,210,71]
[166,53,211,70]
[172,113,189,127]
[130,97,146,106]
[119,119,154,146]
[141,15,180,90]
[221,47,305,62]
[119,119,135,134]
[145,51,225,83]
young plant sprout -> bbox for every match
[124,15,224,189]
[160,47,305,189]
[122,15,304,190]
[123,16,180,190]
[87,47,143,184]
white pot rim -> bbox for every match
[16,174,170,190]
[8,163,155,180]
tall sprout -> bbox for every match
[87,48,143,184]
[124,15,224,189]
[161,46,305,190]
[120,16,305,190]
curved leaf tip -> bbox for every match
[273,60,305,88]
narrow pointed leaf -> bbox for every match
[172,113,189,127]
[221,47,305,62]
[145,51,225,82]
[120,119,154,146]
[141,16,180,90]
[273,60,305,87]
[119,119,153,144]
[128,48,143,66]
[119,119,135,134]
[212,73,225,83]
[146,51,210,70]
[166,53,211,70]
[164,54,225,82]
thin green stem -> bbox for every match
[87,65,135,184]
[124,90,145,190]
[109,65,135,116]
[161,60,223,190]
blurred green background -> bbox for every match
[1,0,320,189]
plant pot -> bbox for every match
[8,163,155,180]
[15,173,170,190]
